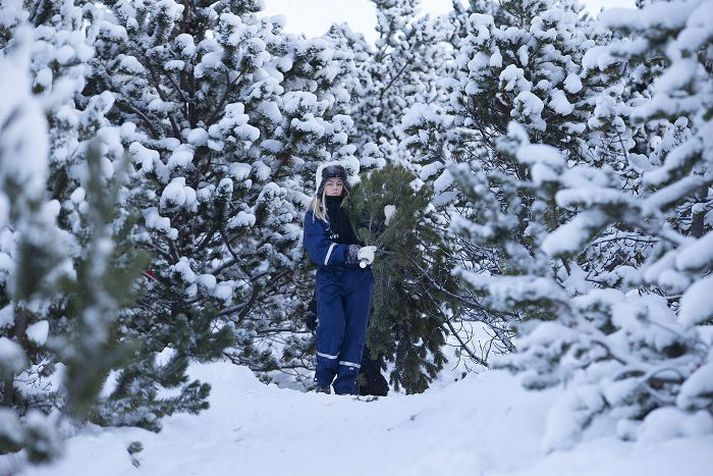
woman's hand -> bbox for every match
[357,246,376,268]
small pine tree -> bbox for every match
[346,165,458,393]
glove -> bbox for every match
[357,246,376,268]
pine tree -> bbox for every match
[399,0,600,360]
[330,0,454,167]
[0,29,66,463]
[454,0,713,450]
[346,165,458,393]
[84,0,361,391]
[0,24,148,467]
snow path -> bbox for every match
[27,362,713,476]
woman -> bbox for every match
[303,163,376,395]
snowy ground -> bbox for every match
[21,362,713,476]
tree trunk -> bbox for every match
[2,307,30,407]
[2,371,13,407]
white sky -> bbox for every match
[262,0,637,43]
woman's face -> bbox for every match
[324,177,344,197]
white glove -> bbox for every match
[357,246,376,268]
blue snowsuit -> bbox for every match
[303,210,374,395]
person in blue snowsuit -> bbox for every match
[303,164,376,395]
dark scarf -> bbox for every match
[325,196,360,245]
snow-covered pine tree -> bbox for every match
[85,0,360,395]
[0,28,67,464]
[400,0,598,361]
[346,165,458,393]
[0,0,216,432]
[457,0,713,450]
[343,0,453,165]
[403,0,595,188]
[0,22,148,467]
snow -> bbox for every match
[155,347,177,367]
[516,143,564,170]
[542,210,610,257]
[637,408,713,444]
[678,362,713,411]
[282,91,320,114]
[186,128,208,147]
[164,60,185,71]
[171,257,196,284]
[563,73,582,94]
[129,142,159,174]
[676,231,713,271]
[0,409,23,444]
[459,274,569,306]
[678,276,713,327]
[209,103,260,145]
[0,305,13,329]
[212,281,234,303]
[555,188,631,209]
[514,92,545,130]
[196,274,217,292]
[489,49,503,68]
[383,205,396,226]
[260,139,283,153]
[642,141,703,189]
[419,162,443,181]
[433,169,453,194]
[160,177,197,211]
[26,320,49,346]
[69,187,85,204]
[549,89,574,115]
[0,337,26,372]
[195,51,224,79]
[499,64,530,92]
[0,36,49,199]
[34,67,52,90]
[653,58,698,94]
[542,385,607,452]
[291,113,326,135]
[228,211,256,229]
[143,208,178,240]
[599,1,695,32]
[25,362,713,476]
[254,161,272,182]
[257,101,282,123]
[229,162,252,181]
[657,269,690,293]
[401,103,446,131]
[118,55,144,74]
[0,195,7,231]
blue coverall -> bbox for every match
[303,210,374,394]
